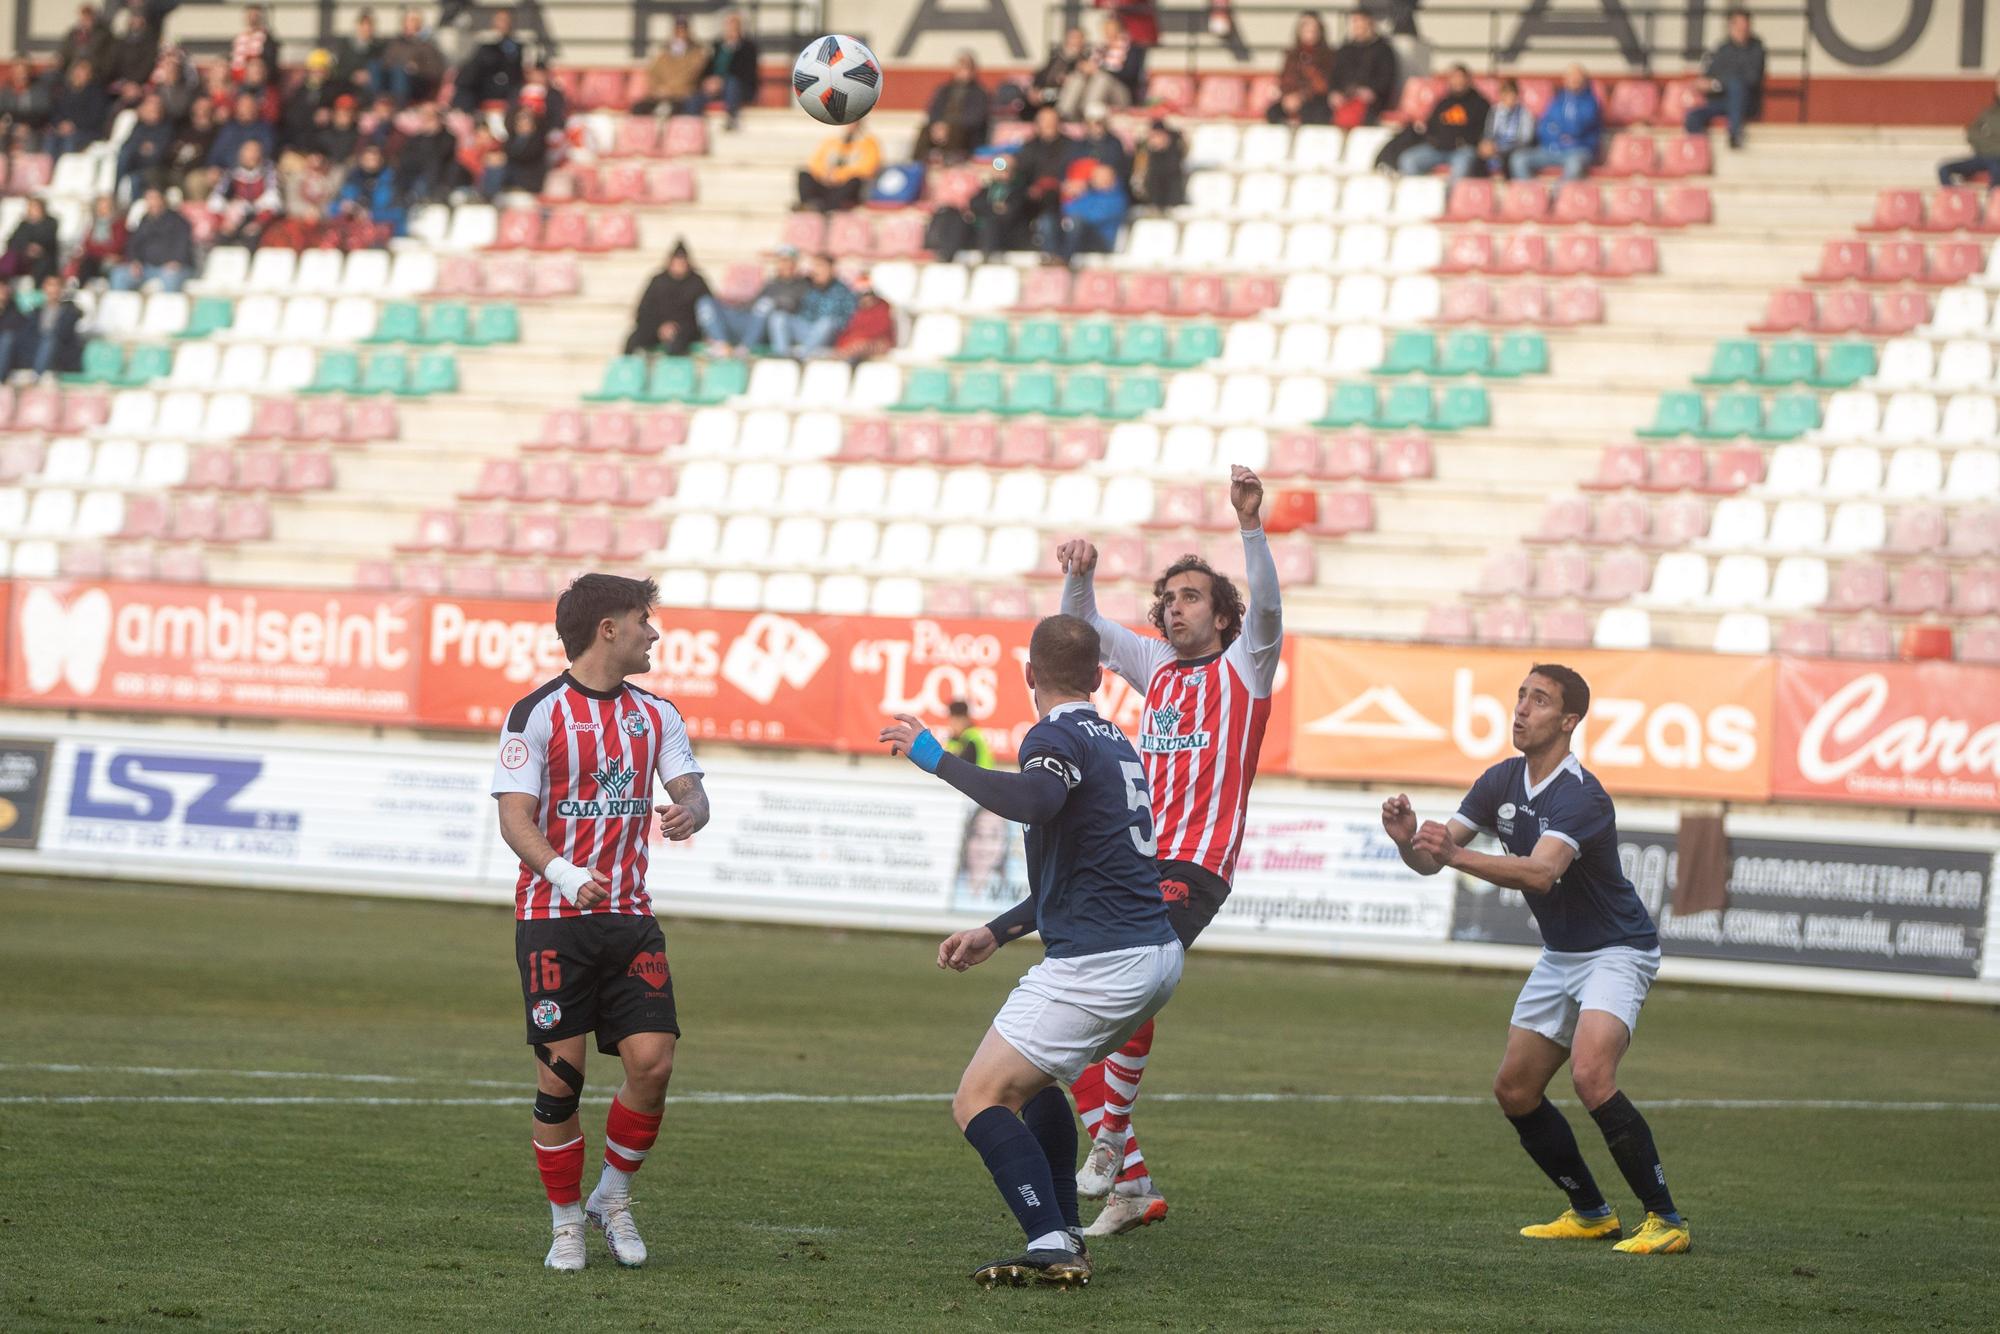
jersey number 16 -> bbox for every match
[1120,761,1158,857]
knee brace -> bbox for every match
[533,1089,581,1125]
[534,1042,585,1093]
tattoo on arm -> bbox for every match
[665,773,710,832]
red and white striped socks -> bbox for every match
[1072,1019,1157,1193]
[596,1096,663,1200]
[534,1133,585,1227]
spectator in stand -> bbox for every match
[455,6,526,110]
[0,275,86,379]
[383,6,446,105]
[1057,16,1146,118]
[1510,63,1601,179]
[333,8,387,101]
[55,6,113,80]
[834,273,895,364]
[1097,0,1159,47]
[332,141,401,245]
[1011,104,1072,255]
[1056,161,1128,262]
[315,95,362,165]
[697,245,807,355]
[105,9,160,106]
[264,148,341,248]
[116,91,175,200]
[797,122,880,212]
[210,138,281,246]
[1684,8,1764,150]
[1476,77,1533,178]
[1387,63,1488,178]
[168,97,220,200]
[490,107,549,195]
[395,100,463,204]
[917,52,991,164]
[235,55,284,123]
[513,63,567,129]
[67,194,128,283]
[1127,114,1186,208]
[1939,73,2000,188]
[110,187,196,292]
[46,59,112,157]
[151,42,202,123]
[635,16,706,116]
[966,154,1022,259]
[685,10,758,131]
[767,252,854,358]
[229,5,281,85]
[625,241,709,357]
[1030,27,1090,118]
[0,65,51,146]
[1267,11,1337,126]
[281,49,340,154]
[1071,107,1130,179]
[1328,10,1397,128]
[1,198,62,281]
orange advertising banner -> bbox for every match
[1772,659,2000,810]
[3,581,423,723]
[1290,640,1774,800]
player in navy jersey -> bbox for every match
[492,574,711,1272]
[880,614,1183,1289]
[1382,664,1690,1256]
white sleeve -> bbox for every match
[491,699,551,800]
[1061,569,1172,690]
[1225,525,1284,698]
[654,704,703,786]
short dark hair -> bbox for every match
[947,699,971,718]
[1528,663,1590,718]
[1449,62,1472,77]
[1499,77,1520,94]
[1029,614,1101,696]
[554,573,657,659]
[1148,554,1246,649]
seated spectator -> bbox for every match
[798,123,880,212]
[105,10,160,106]
[767,252,855,358]
[684,11,758,131]
[917,52,991,163]
[67,194,127,284]
[169,98,221,201]
[1057,162,1128,262]
[395,101,464,205]
[625,241,709,357]
[1940,73,2000,189]
[0,275,86,379]
[230,4,282,84]
[281,49,340,153]
[492,108,549,195]
[1058,17,1146,118]
[333,8,386,101]
[235,55,284,124]
[0,65,51,145]
[56,5,112,80]
[1512,65,1601,180]
[116,92,176,201]
[1385,64,1489,179]
[1074,107,1131,175]
[1328,10,1396,128]
[1030,28,1090,118]
[1101,0,1161,47]
[315,95,363,165]
[210,91,276,171]
[698,245,808,355]
[110,188,196,292]
[1477,78,1533,178]
[0,197,61,281]
[513,64,568,131]
[455,6,526,110]
[1011,106,1072,254]
[1685,8,1765,149]
[151,43,202,124]
[330,142,401,246]
[1266,11,1337,126]
[46,59,112,157]
[834,274,896,364]
[210,138,281,247]
[263,149,339,248]
[382,7,446,105]
[1127,114,1186,209]
[635,17,706,116]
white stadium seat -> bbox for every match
[294,248,344,294]
[1825,501,1885,553]
[1239,124,1293,168]
[1646,552,1709,605]
[965,264,1020,310]
[1270,375,1327,425]
[1285,173,1338,217]
[1882,446,1943,498]
[1712,612,1771,654]
[1878,392,1939,444]
[1762,443,1824,495]
[1766,499,1827,551]
[708,572,764,610]
[1334,274,1389,323]
[1216,372,1274,423]
[1234,172,1287,218]
[1768,556,1829,611]
[1822,444,1883,497]
[1220,321,1278,369]
[1706,553,1770,606]
[1281,221,1336,269]
[1186,124,1242,165]
[1229,220,1284,269]
[1945,448,2000,500]
[1123,216,1180,266]
[814,574,869,614]
[1289,125,1343,168]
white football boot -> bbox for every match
[1075,1129,1124,1200]
[544,1220,587,1271]
[1084,1186,1169,1237]
[585,1189,649,1268]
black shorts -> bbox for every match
[1159,860,1231,949]
[516,912,680,1056]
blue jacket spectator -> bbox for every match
[1057,164,1128,261]
[210,93,277,169]
[336,145,405,237]
[1510,67,1601,180]
[768,254,856,357]
[45,59,111,157]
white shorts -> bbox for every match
[1510,945,1661,1049]
[993,941,1184,1084]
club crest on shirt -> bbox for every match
[1496,802,1517,836]
[622,711,649,736]
[1141,700,1211,754]
[531,999,562,1029]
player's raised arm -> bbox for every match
[1057,536,1172,689]
[880,714,1071,824]
[1229,466,1283,695]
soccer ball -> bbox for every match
[791,34,883,126]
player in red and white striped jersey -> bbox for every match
[491,574,710,1272]
[1057,466,1283,1236]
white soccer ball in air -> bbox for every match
[792,34,883,126]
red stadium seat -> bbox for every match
[1699,447,1764,493]
[1518,78,1555,117]
[896,419,946,464]
[1580,443,1646,492]
[1144,484,1204,530]
[182,447,235,490]
[839,417,893,461]
[614,517,664,559]
[589,211,639,251]
[1438,231,1493,274]
[281,450,334,493]
[1952,567,2000,615]
[926,583,978,615]
[1599,133,1657,178]
[1961,626,2000,664]
[1496,282,1550,325]
[1311,490,1376,536]
[397,560,447,593]
[1372,434,1434,481]
[354,559,397,591]
[1930,240,1982,284]
[613,116,658,158]
[592,163,646,204]
[1859,189,1924,233]
[1885,505,1946,555]
[1587,549,1651,601]
[1547,233,1603,276]
[11,385,58,432]
[1659,186,1711,226]
[826,211,873,256]
[1438,280,1493,323]
[219,497,271,542]
[573,462,624,505]
[1602,184,1656,226]
[232,450,283,492]
[61,390,108,432]
[247,396,298,440]
[1865,241,1926,285]
[1246,74,1283,117]
[1889,563,1950,614]
[1537,608,1594,647]
[562,513,614,558]
[170,495,220,542]
[1904,624,1955,662]
[1826,561,1889,611]
[1017,264,1072,310]
[1606,79,1661,126]
[1176,272,1228,317]
[521,460,573,502]
[1446,179,1497,222]
[1776,619,1833,657]
[874,211,927,258]
[1871,289,1930,333]
[1474,604,1535,645]
[535,211,590,251]
[446,564,499,597]
[1499,181,1549,223]
[463,458,523,501]
[1552,182,1602,225]
[1146,72,1195,113]
[635,410,686,455]
[997,420,1050,468]
[498,566,553,600]
[1922,186,1980,233]
[578,67,629,111]
[623,462,673,502]
[1096,535,1146,582]
[1393,76,1442,124]
[1833,620,1894,660]
[1749,287,1815,333]
[1262,488,1317,534]
[1050,423,1104,468]
[1643,443,1705,492]
[585,410,636,453]
[1813,289,1873,335]
[1529,495,1592,543]
[643,163,696,204]
[1605,234,1658,275]
[1657,135,1711,177]
[1120,271,1174,314]
[1060,269,1119,312]
[1807,239,1870,283]
[1265,431,1321,478]
[1532,549,1592,599]
[1422,604,1474,642]
[1225,275,1280,316]
[1654,79,1705,127]
[1590,494,1651,545]
[511,513,562,556]
[661,116,709,157]
[482,254,532,297]
[347,399,399,441]
[1321,430,1376,480]
[542,166,582,202]
[1192,75,1245,118]
[1492,233,1547,275]
[120,494,169,539]
[945,418,997,465]
[1648,496,1710,548]
[493,208,541,249]
[435,253,483,295]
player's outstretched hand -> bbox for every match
[1055,538,1098,578]
[878,713,923,757]
[576,869,612,909]
[655,803,699,841]
[1230,464,1264,527]
[1412,819,1458,866]
[1381,793,1416,846]
[937,926,999,972]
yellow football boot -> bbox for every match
[1612,1213,1691,1255]
[1519,1208,1622,1241]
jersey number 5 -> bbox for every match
[1120,761,1158,857]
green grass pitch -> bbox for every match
[2,879,1996,1332]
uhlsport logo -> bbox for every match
[18,587,113,695]
[531,999,562,1030]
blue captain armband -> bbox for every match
[906,729,945,773]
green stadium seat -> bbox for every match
[119,343,173,386]
[1636,391,1704,438]
[1492,332,1548,377]
[642,356,697,403]
[419,302,473,345]
[470,304,520,345]
[1375,383,1436,430]
[1062,320,1116,365]
[1009,320,1063,364]
[1376,331,1437,376]
[409,352,459,396]
[1697,391,1763,440]
[1437,384,1490,430]
[1003,369,1058,414]
[1109,375,1163,418]
[306,349,362,395]
[1165,322,1222,368]
[179,296,232,338]
[1054,371,1110,417]
[367,301,423,344]
[1813,341,1877,389]
[954,369,1005,414]
[1757,392,1821,441]
[893,367,952,412]
[1111,321,1168,367]
[1694,338,1760,385]
[1317,382,1379,429]
[693,357,748,404]
[951,318,1010,363]
[1757,339,1819,387]
[360,352,411,396]
[587,354,647,401]
[69,339,125,385]
[1439,331,1494,377]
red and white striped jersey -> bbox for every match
[491,672,702,921]
[1065,528,1283,883]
